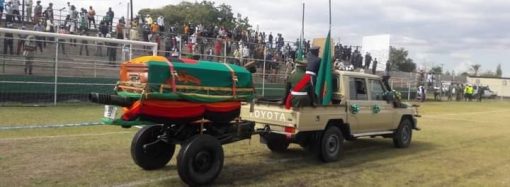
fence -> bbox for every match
[0,27,157,106]
[0,26,476,106]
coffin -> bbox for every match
[106,56,255,125]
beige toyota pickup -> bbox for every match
[240,70,420,162]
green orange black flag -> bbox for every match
[314,31,333,105]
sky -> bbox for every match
[50,0,509,76]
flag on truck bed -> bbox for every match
[314,31,333,105]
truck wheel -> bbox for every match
[393,118,413,148]
[264,133,290,153]
[131,125,175,170]
[177,135,224,186]
[319,126,344,162]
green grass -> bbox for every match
[1,101,510,186]
[0,105,104,126]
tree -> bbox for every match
[138,1,250,32]
[496,64,502,77]
[470,64,481,76]
[480,71,498,78]
[429,66,443,75]
[388,47,417,72]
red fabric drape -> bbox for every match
[285,74,311,109]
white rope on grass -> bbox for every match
[0,122,102,131]
[0,131,132,142]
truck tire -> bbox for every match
[131,125,175,170]
[319,126,344,162]
[177,135,224,186]
[393,118,413,148]
[264,133,290,153]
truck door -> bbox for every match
[368,79,395,131]
[346,77,373,133]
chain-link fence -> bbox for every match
[0,27,156,106]
[0,26,480,106]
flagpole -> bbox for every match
[301,2,305,43]
[329,0,332,31]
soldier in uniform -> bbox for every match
[285,46,321,109]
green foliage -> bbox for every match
[388,47,416,72]
[429,66,443,75]
[480,70,499,78]
[470,64,481,76]
[496,64,502,77]
[138,1,251,31]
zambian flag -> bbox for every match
[314,31,333,105]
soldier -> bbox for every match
[282,58,306,105]
[285,46,321,109]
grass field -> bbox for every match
[1,101,510,186]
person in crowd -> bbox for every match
[57,25,67,55]
[45,2,54,21]
[33,0,42,24]
[214,37,223,61]
[106,32,117,65]
[477,86,484,102]
[79,9,88,32]
[26,0,33,22]
[5,1,14,25]
[87,6,96,29]
[164,34,173,57]
[44,16,54,46]
[94,32,103,56]
[23,35,36,75]
[448,85,455,101]
[66,2,72,17]
[16,26,27,55]
[157,15,165,32]
[99,20,108,37]
[33,20,44,53]
[364,52,372,69]
[0,0,4,24]
[69,5,79,46]
[142,22,150,42]
[118,16,125,25]
[3,25,14,55]
[145,14,153,25]
[150,21,159,35]
[418,85,426,102]
[79,30,89,56]
[372,58,378,74]
[116,22,124,39]
[268,32,273,48]
[12,0,21,22]
[105,7,114,29]
[129,20,139,41]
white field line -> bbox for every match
[0,131,132,142]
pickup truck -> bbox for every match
[240,70,420,162]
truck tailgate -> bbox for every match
[240,103,296,127]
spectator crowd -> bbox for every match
[0,0,381,78]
